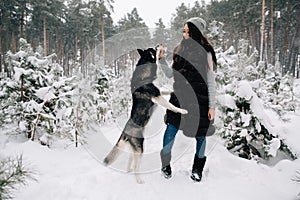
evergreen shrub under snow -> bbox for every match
[1,39,111,146]
[215,40,296,161]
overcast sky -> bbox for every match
[110,0,207,28]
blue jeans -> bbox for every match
[162,123,206,158]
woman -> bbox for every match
[158,17,217,182]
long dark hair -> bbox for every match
[177,21,217,66]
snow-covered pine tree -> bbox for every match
[215,39,259,88]
[108,55,132,126]
[218,80,296,160]
[2,38,113,147]
[50,75,77,144]
[92,59,114,122]
[274,73,295,114]
[254,59,295,118]
[255,63,281,111]
[0,155,34,200]
[0,39,33,127]
[216,40,296,161]
[0,77,21,126]
[6,38,59,141]
[207,20,226,50]
[67,76,107,147]
[54,53,114,146]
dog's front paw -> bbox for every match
[177,108,188,114]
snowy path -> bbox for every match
[5,136,299,200]
[2,105,300,200]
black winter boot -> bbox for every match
[160,150,172,179]
[191,155,206,182]
[161,165,172,179]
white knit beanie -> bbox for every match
[186,17,206,33]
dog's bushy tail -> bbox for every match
[103,145,122,166]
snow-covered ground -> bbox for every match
[1,80,300,200]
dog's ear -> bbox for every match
[137,49,144,56]
[155,44,161,51]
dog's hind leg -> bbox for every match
[103,138,127,166]
[133,152,144,184]
[152,96,188,114]
[127,154,133,172]
[128,136,144,184]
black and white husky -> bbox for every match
[103,46,187,184]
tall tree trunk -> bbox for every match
[101,16,106,65]
[289,12,299,76]
[253,25,258,50]
[12,31,16,53]
[44,16,47,56]
[260,0,265,61]
[284,0,291,54]
[75,32,78,61]
[4,30,9,77]
[55,28,59,56]
[297,55,300,79]
[60,45,63,65]
[279,13,284,74]
[0,28,2,74]
[0,52,2,75]
[21,11,25,38]
[67,41,71,76]
[270,0,274,65]
[75,105,79,147]
[20,0,26,38]
[283,0,291,74]
[296,10,300,78]
[264,31,268,65]
[249,27,254,53]
[80,42,84,75]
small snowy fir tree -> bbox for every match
[216,42,296,161]
[48,58,112,146]
[207,20,226,49]
[2,38,113,147]
[276,73,295,113]
[0,77,21,126]
[216,39,259,86]
[6,38,59,141]
[108,55,132,126]
[254,57,295,117]
[217,80,296,160]
[92,59,114,122]
[255,63,281,109]
[0,155,34,200]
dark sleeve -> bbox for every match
[172,54,185,71]
[172,45,185,71]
